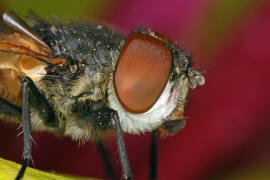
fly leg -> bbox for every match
[96,140,118,180]
[15,76,56,180]
[149,130,159,180]
[0,76,55,179]
[80,108,132,179]
[112,112,132,180]
[16,77,33,180]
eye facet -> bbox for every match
[114,33,172,113]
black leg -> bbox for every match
[16,77,33,180]
[16,159,29,180]
[97,140,118,180]
[149,130,159,180]
[112,112,132,180]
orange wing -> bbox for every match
[0,32,66,106]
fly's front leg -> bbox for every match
[16,77,33,180]
[111,111,132,180]
[81,108,132,180]
[149,130,158,180]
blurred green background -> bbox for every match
[1,0,109,18]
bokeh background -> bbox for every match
[0,0,270,179]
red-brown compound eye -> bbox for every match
[114,33,172,113]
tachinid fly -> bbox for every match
[0,10,205,180]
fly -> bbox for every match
[0,10,205,180]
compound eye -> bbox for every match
[114,33,172,113]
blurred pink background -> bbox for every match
[0,0,270,179]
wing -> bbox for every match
[0,11,66,107]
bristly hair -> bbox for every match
[31,19,125,66]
